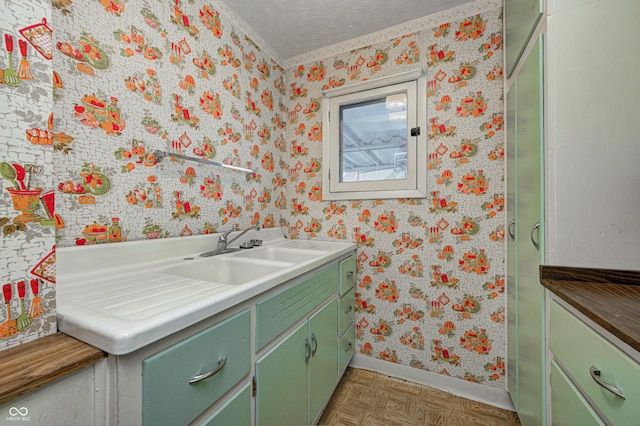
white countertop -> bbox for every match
[56,228,356,355]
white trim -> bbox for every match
[322,71,428,201]
[323,69,425,97]
[349,354,517,412]
[283,0,503,68]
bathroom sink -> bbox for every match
[229,247,328,263]
[163,257,289,285]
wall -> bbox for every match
[3,0,507,393]
[546,0,640,270]
[52,0,286,247]
[284,5,506,387]
[0,0,56,350]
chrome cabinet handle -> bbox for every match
[310,333,318,357]
[530,221,540,251]
[344,342,352,351]
[589,366,626,400]
[189,356,227,385]
[304,339,311,364]
[344,305,353,314]
[346,271,354,280]
[508,219,516,241]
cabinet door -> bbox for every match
[309,297,339,423]
[515,35,545,426]
[505,0,543,77]
[142,309,251,426]
[506,79,519,410]
[550,360,605,426]
[255,321,309,426]
[200,383,251,426]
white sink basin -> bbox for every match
[229,247,328,263]
[164,257,289,285]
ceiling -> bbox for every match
[224,0,477,61]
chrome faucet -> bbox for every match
[217,224,260,251]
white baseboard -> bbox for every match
[349,354,516,412]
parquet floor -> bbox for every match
[318,368,522,426]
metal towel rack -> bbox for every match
[153,151,255,178]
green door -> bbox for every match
[550,361,605,426]
[201,383,251,426]
[515,35,545,426]
[308,297,339,423]
[505,0,543,77]
[255,321,309,426]
[506,78,519,410]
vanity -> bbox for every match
[57,228,357,425]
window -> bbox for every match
[322,69,427,200]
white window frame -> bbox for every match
[322,69,427,200]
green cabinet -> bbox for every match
[506,73,519,410]
[338,256,356,376]
[506,35,545,426]
[338,322,355,376]
[549,300,639,425]
[142,309,251,426]
[309,297,340,421]
[550,360,604,426]
[255,321,310,426]
[200,383,252,426]
[505,0,543,77]
[256,264,338,351]
[112,251,355,426]
[255,297,338,426]
[340,255,356,295]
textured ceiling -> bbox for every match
[223,0,477,61]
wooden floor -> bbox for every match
[318,368,522,426]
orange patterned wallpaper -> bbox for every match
[1,0,57,351]
[285,9,506,387]
[12,0,505,389]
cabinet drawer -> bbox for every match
[338,322,355,376]
[256,264,338,350]
[338,289,355,336]
[549,301,640,425]
[142,309,251,426]
[550,360,605,426]
[199,382,251,426]
[340,255,356,295]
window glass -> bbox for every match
[339,93,408,183]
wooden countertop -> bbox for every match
[540,265,640,353]
[0,333,106,405]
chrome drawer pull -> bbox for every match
[344,305,353,314]
[530,222,540,251]
[508,219,516,241]
[189,356,227,385]
[589,366,626,400]
[311,333,318,357]
[344,342,352,351]
[346,271,354,280]
[304,339,311,364]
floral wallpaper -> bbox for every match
[53,0,287,246]
[284,8,506,387]
[0,0,57,350]
[4,0,506,391]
